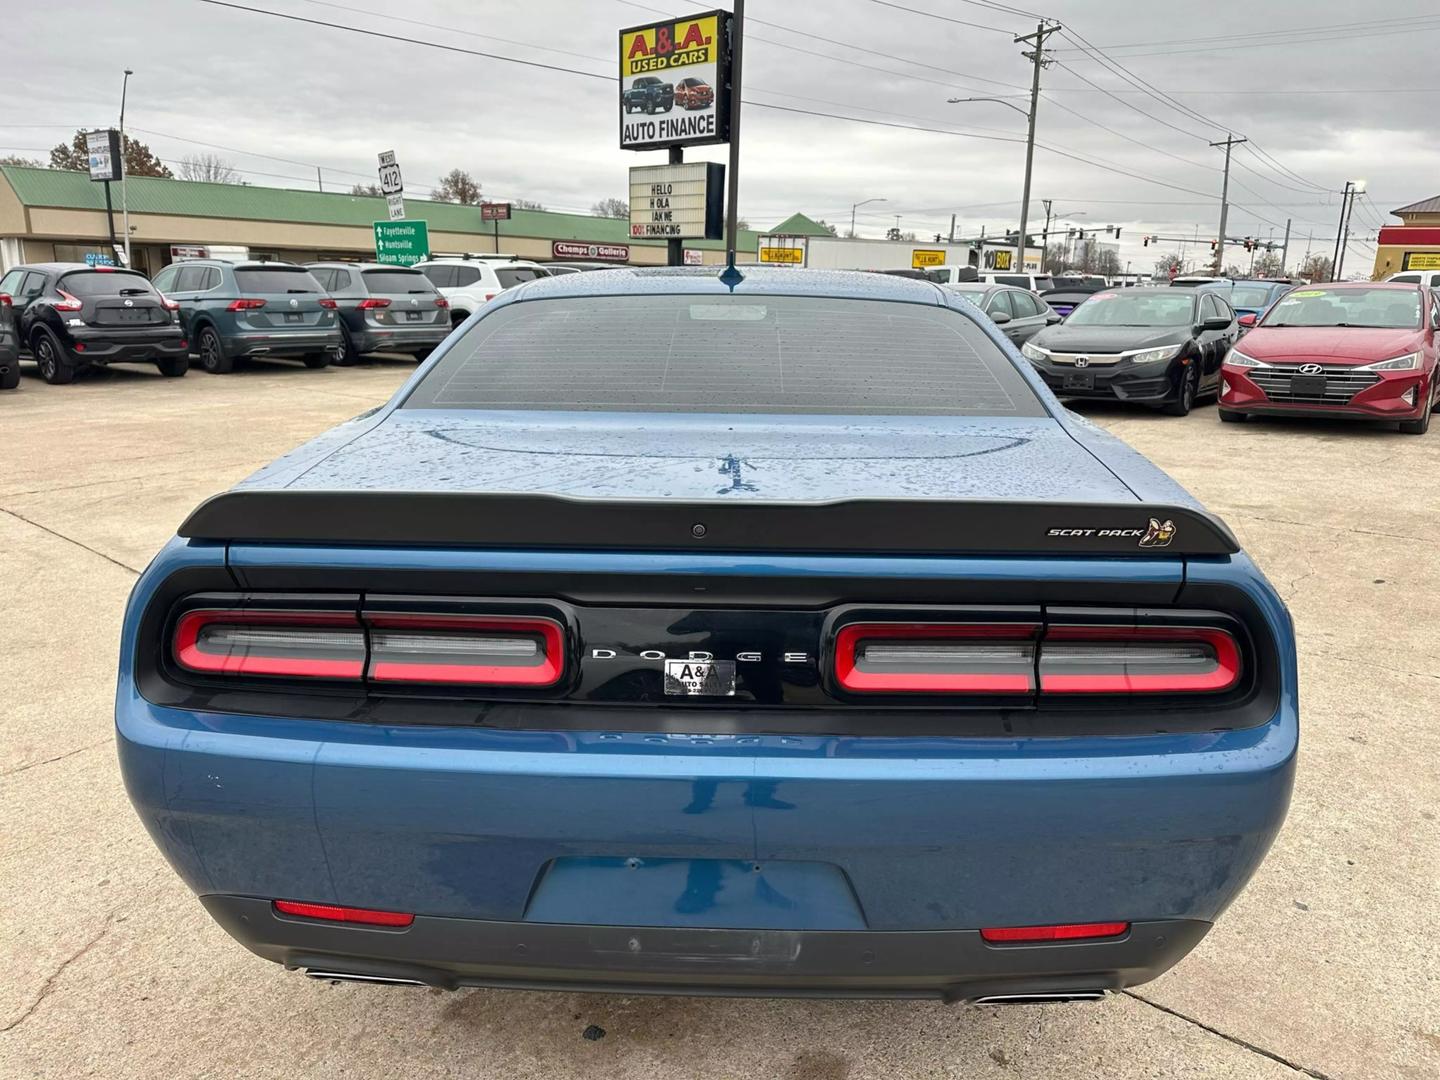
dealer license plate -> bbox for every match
[406,310,423,321]
[285,312,303,323]
[1291,374,1326,397]
[663,660,736,697]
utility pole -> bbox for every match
[1040,198,1054,270]
[1209,134,1246,275]
[948,213,956,244]
[1015,21,1060,275]
[1334,183,1364,281]
[1280,218,1291,276]
[316,166,324,193]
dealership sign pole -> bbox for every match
[725,0,743,269]
[619,9,732,267]
[85,129,124,265]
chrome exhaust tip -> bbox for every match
[304,970,426,986]
[971,990,1108,1006]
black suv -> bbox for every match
[0,290,17,390]
[622,76,674,114]
[0,263,188,384]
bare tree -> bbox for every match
[592,197,629,218]
[0,155,44,168]
[1298,253,1332,282]
[434,169,482,205]
[350,182,382,196]
[1251,251,1284,277]
[814,219,838,236]
[513,198,545,211]
[178,153,240,184]
[1154,253,1184,279]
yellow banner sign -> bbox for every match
[1403,251,1440,271]
[911,249,946,268]
[760,247,804,264]
[622,16,719,77]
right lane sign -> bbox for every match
[378,150,405,222]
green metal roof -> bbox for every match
[0,165,761,250]
[766,212,835,237]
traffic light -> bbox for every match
[1143,234,1150,247]
[1112,228,1121,239]
[1210,239,1218,252]
[1243,237,1254,252]
[934,233,942,243]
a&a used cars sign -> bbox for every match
[619,10,732,151]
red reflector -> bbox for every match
[273,900,414,927]
[73,342,87,352]
[981,922,1129,943]
[1039,626,1240,694]
[357,297,391,309]
[173,609,365,679]
[226,298,267,311]
[834,622,1038,694]
[366,613,565,687]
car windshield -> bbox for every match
[57,270,155,297]
[233,267,322,293]
[1063,292,1195,327]
[403,293,1045,416]
[1228,285,1275,309]
[361,269,434,294]
[1265,288,1421,328]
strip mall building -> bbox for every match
[0,165,758,276]
[1372,195,1440,279]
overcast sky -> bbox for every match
[3,0,1436,272]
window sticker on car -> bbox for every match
[1290,290,1324,298]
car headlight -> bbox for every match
[1021,342,1048,361]
[1224,348,1268,368]
[1129,345,1182,364]
[1361,351,1421,371]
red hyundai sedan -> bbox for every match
[1219,282,1438,433]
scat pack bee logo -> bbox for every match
[1139,517,1177,548]
[1046,518,1178,549]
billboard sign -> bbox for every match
[628,162,724,240]
[759,246,804,264]
[911,249,945,269]
[481,202,512,222]
[683,248,705,266]
[373,219,430,266]
[86,129,122,182]
[377,150,405,222]
[1402,251,1440,271]
[619,10,731,150]
[553,241,630,262]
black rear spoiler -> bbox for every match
[179,491,1240,557]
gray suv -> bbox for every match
[305,263,452,363]
[151,260,340,373]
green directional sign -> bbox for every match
[373,219,430,266]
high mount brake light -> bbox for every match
[273,900,414,927]
[1038,626,1240,694]
[171,607,566,688]
[226,298,267,311]
[366,614,565,687]
[833,622,1242,697]
[173,610,365,679]
[835,623,1039,694]
[981,922,1129,943]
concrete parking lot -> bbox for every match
[1,357,1436,1080]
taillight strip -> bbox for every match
[1038,626,1240,694]
[366,613,565,687]
[835,623,1040,694]
[173,609,365,679]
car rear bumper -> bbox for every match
[353,326,450,353]
[228,328,341,358]
[200,894,1209,1001]
[67,327,187,362]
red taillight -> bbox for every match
[433,296,450,309]
[226,298,267,311]
[357,298,391,309]
[273,900,414,927]
[831,621,1241,697]
[0,293,12,308]
[173,609,365,679]
[161,295,180,311]
[366,613,565,687]
[1038,626,1240,695]
[981,922,1129,944]
[53,289,83,312]
[318,297,337,309]
[834,623,1038,694]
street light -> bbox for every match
[849,196,886,238]
[119,68,133,268]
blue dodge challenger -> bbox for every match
[116,268,1296,1003]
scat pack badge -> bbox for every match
[1047,517,1178,549]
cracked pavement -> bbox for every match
[1,359,1436,1079]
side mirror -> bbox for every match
[1200,316,1232,332]
[1237,313,1258,328]
[990,310,1013,325]
[1046,312,1062,324]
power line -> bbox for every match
[864,1,1021,36]
[1055,12,1440,53]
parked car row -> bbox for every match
[0,254,592,387]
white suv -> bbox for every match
[414,258,550,324]
[1387,269,1440,288]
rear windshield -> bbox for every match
[1228,285,1275,309]
[1065,292,1195,327]
[1265,287,1421,329]
[233,267,322,293]
[360,269,434,294]
[495,267,546,288]
[403,294,1044,416]
[58,270,154,297]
